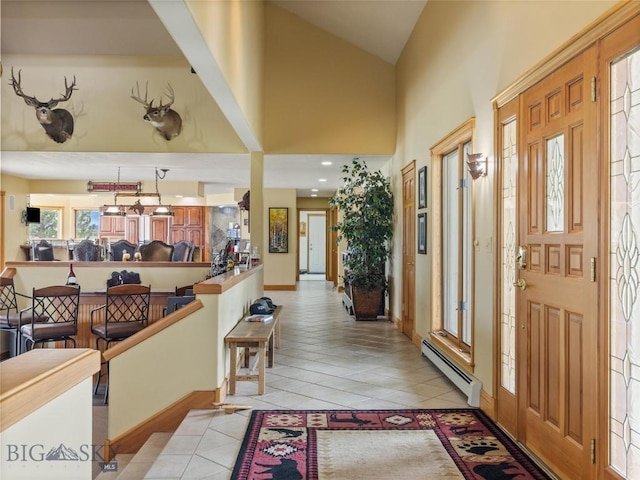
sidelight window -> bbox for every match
[430,119,476,367]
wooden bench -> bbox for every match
[225,305,282,395]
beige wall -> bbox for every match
[0,379,93,479]
[108,269,263,439]
[10,264,210,294]
[263,3,396,155]
[297,197,331,210]
[186,0,264,146]
[1,174,31,262]
[1,54,244,153]
[263,188,297,287]
[393,0,617,393]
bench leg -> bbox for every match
[258,342,266,395]
[243,347,250,368]
[268,333,275,368]
[229,342,237,395]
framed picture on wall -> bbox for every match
[418,166,427,209]
[418,212,427,254]
[269,208,289,253]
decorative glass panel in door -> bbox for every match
[501,119,518,393]
[609,46,640,479]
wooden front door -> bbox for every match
[517,45,599,479]
[401,162,416,340]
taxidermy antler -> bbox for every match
[10,68,77,143]
[131,81,183,141]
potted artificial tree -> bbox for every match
[330,158,394,320]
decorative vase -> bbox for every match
[351,286,383,320]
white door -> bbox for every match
[308,214,326,274]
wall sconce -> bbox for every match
[466,153,487,180]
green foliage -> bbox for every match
[28,209,60,239]
[330,158,394,291]
[76,211,99,239]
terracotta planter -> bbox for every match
[351,286,384,320]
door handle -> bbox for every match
[516,246,527,270]
[513,278,527,290]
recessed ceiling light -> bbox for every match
[321,161,332,166]
[311,194,318,197]
[311,188,319,192]
[318,178,327,182]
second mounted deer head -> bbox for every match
[131,82,183,141]
[10,68,78,144]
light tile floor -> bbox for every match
[99,279,468,479]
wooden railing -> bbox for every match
[0,349,100,432]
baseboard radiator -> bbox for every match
[421,340,481,407]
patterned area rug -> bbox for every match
[232,409,552,480]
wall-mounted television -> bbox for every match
[25,207,41,224]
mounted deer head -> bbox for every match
[238,190,250,211]
[10,68,77,144]
[131,82,183,141]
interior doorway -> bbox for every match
[299,210,327,281]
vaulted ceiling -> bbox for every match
[1,0,426,197]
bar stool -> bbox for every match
[90,284,151,402]
[19,285,81,352]
[0,276,48,356]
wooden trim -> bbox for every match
[193,264,263,294]
[597,15,640,479]
[389,311,401,330]
[1,267,17,280]
[103,300,203,361]
[430,118,475,154]
[264,284,296,291]
[106,390,217,455]
[430,118,476,362]
[0,349,100,431]
[410,331,421,348]
[401,160,417,341]
[493,98,519,437]
[493,1,640,107]
[480,389,496,420]
[296,207,331,282]
[429,332,473,372]
[603,466,625,480]
[329,206,339,286]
